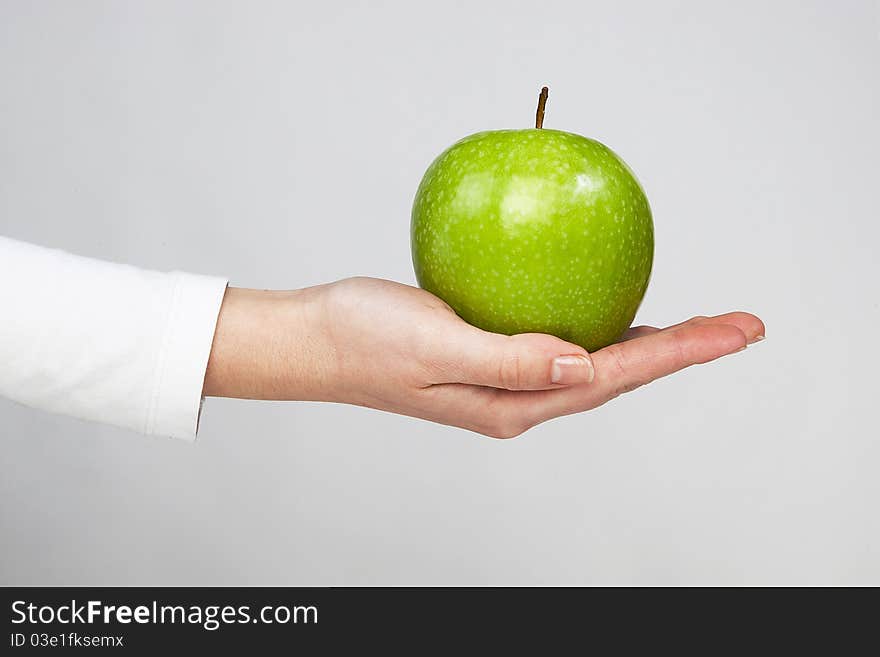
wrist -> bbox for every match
[203,285,333,401]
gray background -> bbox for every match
[1,0,877,585]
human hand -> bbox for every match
[203,277,764,438]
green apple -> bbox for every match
[411,88,654,352]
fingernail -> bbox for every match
[551,355,594,385]
[751,335,765,344]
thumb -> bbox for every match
[446,328,595,390]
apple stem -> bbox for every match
[535,86,549,129]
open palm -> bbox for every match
[305,277,765,438]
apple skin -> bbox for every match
[411,128,653,353]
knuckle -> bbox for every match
[482,415,529,440]
[669,330,691,367]
[604,344,646,398]
[486,424,524,440]
[606,344,628,379]
[472,389,536,439]
[498,347,524,390]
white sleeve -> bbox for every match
[0,236,228,441]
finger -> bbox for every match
[663,312,764,343]
[622,325,660,340]
[593,323,747,398]
[519,323,748,426]
[436,328,595,390]
[701,312,765,343]
[625,312,765,343]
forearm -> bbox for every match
[202,286,336,401]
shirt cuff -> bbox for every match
[145,271,228,441]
